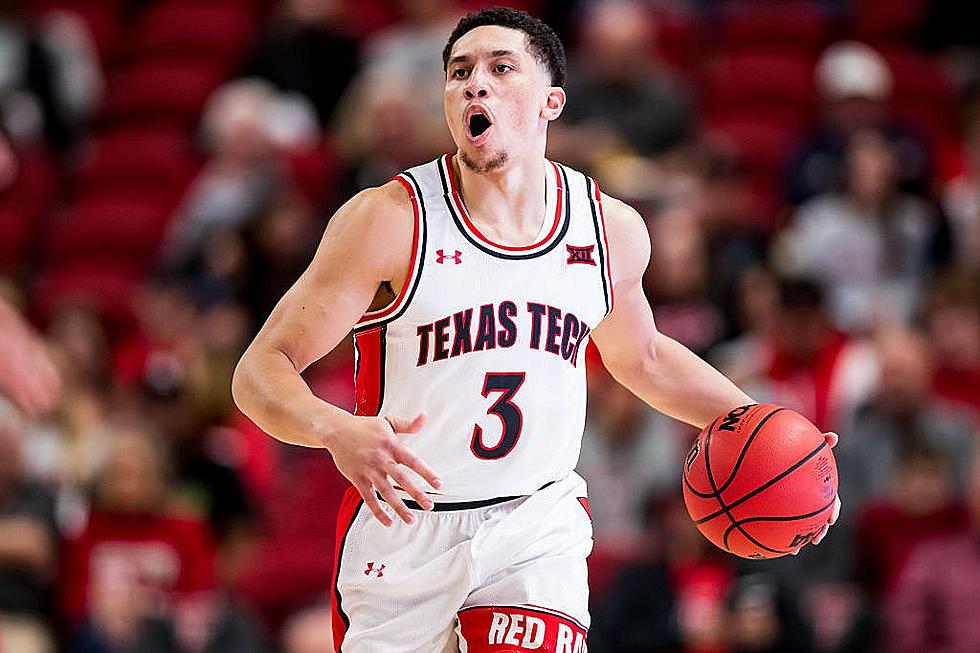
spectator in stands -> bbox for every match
[242,191,318,325]
[759,277,878,434]
[0,295,60,418]
[925,271,980,417]
[725,573,815,653]
[942,111,980,273]
[644,202,727,355]
[710,265,780,391]
[0,404,58,653]
[578,368,689,556]
[779,129,938,332]
[333,0,459,188]
[559,1,693,158]
[0,1,102,151]
[549,1,694,196]
[25,304,111,535]
[854,445,969,601]
[245,0,359,127]
[787,41,931,206]
[590,493,733,653]
[884,449,980,653]
[838,327,977,514]
[61,421,217,629]
[161,79,318,271]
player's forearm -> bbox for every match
[232,347,353,449]
[608,332,754,429]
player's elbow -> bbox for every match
[605,334,661,387]
[231,350,261,417]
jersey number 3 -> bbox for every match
[471,372,526,460]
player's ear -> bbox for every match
[541,87,565,121]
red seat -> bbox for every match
[74,125,199,195]
[716,1,832,57]
[851,0,928,46]
[32,261,139,331]
[46,191,174,268]
[650,5,700,73]
[99,57,227,126]
[701,53,817,130]
[0,146,56,272]
[0,207,33,274]
[129,1,256,66]
[880,48,960,143]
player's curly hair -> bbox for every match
[442,7,567,87]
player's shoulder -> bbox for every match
[312,179,416,280]
[338,179,415,228]
[599,192,649,250]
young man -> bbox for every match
[232,8,839,652]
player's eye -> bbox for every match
[452,68,468,79]
[494,63,513,74]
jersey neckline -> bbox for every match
[438,154,569,260]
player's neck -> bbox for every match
[452,153,549,245]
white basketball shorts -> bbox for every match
[330,473,593,652]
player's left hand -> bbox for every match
[798,431,840,552]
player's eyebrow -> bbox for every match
[448,49,519,66]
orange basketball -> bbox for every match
[682,403,838,559]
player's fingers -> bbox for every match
[354,479,393,527]
[393,446,442,490]
[372,474,415,525]
[830,495,841,525]
[385,413,426,434]
[811,523,830,546]
[823,431,839,448]
[387,466,434,511]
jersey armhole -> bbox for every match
[587,176,615,319]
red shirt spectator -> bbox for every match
[62,510,216,625]
[60,421,217,627]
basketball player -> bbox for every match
[232,8,840,652]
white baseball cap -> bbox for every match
[816,41,893,100]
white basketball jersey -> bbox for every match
[352,155,614,501]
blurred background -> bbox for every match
[0,0,979,651]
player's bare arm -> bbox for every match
[591,195,840,544]
[589,195,755,429]
[232,181,441,527]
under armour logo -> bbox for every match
[364,562,385,577]
[566,245,596,266]
[436,249,462,264]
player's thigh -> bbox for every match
[332,488,472,652]
[457,489,592,652]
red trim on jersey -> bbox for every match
[331,486,363,652]
[357,175,420,324]
[353,327,383,416]
[446,154,564,252]
[457,604,588,651]
[594,180,615,314]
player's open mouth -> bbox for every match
[465,109,493,145]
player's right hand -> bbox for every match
[327,412,442,526]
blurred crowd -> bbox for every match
[0,0,979,651]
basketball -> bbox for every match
[682,403,838,559]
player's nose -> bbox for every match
[464,72,489,99]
